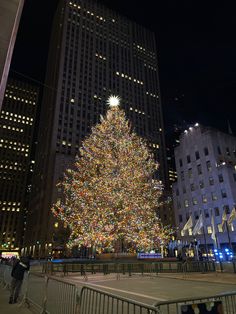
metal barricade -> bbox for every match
[79,285,160,314]
[23,273,162,314]
[1,264,12,288]
[0,264,28,299]
[46,276,78,314]
[24,272,46,312]
[47,261,216,278]
[24,272,78,314]
[154,291,236,314]
[0,264,8,284]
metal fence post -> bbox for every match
[41,276,49,314]
[76,287,81,314]
[128,264,131,276]
[155,263,158,275]
[232,261,236,273]
[20,271,31,308]
[50,262,53,275]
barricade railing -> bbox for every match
[20,272,161,313]
[153,291,236,314]
[2,263,236,314]
[79,285,160,314]
[0,264,12,288]
[0,264,7,285]
[23,272,78,314]
[44,261,216,278]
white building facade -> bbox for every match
[172,124,236,252]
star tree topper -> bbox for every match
[107,95,121,108]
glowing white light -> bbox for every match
[195,123,199,127]
[107,95,120,108]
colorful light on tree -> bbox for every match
[52,97,172,252]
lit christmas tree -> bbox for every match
[52,96,172,253]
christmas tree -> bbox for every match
[52,96,171,253]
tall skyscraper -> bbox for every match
[0,78,38,256]
[24,0,168,257]
[0,0,25,110]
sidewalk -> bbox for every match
[158,272,236,285]
[0,287,32,314]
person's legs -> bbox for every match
[9,278,17,303]
[13,279,23,303]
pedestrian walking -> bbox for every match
[9,256,30,304]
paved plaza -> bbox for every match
[0,287,31,314]
[62,272,236,305]
[1,272,236,312]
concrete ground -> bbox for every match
[0,287,32,314]
[61,272,236,305]
[1,272,236,312]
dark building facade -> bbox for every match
[23,0,168,257]
[0,0,24,110]
[0,78,38,255]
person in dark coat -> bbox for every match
[9,256,30,304]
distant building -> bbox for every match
[173,124,236,251]
[23,0,168,257]
[166,123,189,188]
[0,0,24,110]
[0,78,38,255]
[166,147,177,188]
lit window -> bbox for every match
[211,192,217,201]
[206,160,212,171]
[207,226,212,234]
[192,198,198,205]
[218,224,223,232]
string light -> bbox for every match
[52,99,172,252]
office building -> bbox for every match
[173,124,236,251]
[0,78,38,256]
[23,0,168,257]
[0,0,25,110]
[166,147,177,188]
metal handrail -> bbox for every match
[47,261,216,277]
[2,263,236,313]
[153,290,236,314]
[153,290,236,307]
[23,272,78,314]
[80,285,161,313]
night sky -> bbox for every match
[11,0,236,141]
